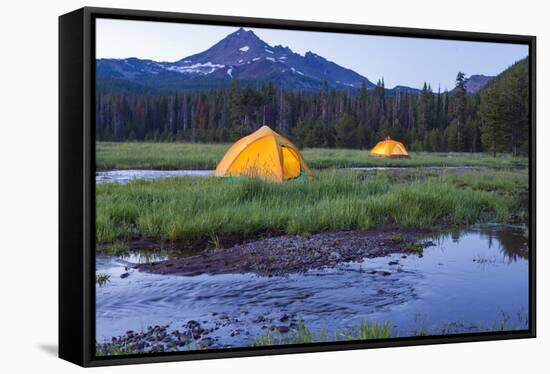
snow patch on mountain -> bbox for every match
[239,46,250,52]
[164,61,225,75]
[336,80,355,87]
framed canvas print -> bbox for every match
[59,6,536,367]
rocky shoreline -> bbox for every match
[135,228,433,277]
[96,312,303,355]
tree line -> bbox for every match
[96,58,528,155]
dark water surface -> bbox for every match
[96,166,492,185]
[96,226,529,347]
[96,169,213,184]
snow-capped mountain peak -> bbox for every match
[96,28,378,91]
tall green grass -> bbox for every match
[302,148,527,169]
[96,170,524,243]
[252,321,391,346]
[96,142,226,170]
[96,142,528,171]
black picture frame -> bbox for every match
[59,6,537,367]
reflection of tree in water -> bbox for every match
[424,228,529,262]
[484,229,529,262]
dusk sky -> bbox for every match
[96,19,528,90]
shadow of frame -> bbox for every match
[37,344,58,357]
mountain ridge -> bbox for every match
[97,28,392,92]
[464,74,494,93]
[96,28,490,95]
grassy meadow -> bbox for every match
[96,142,528,171]
[96,168,527,243]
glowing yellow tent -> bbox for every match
[214,125,313,182]
[370,137,409,158]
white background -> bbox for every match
[0,0,546,372]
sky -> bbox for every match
[96,18,528,90]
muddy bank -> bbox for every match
[97,229,285,254]
[135,228,433,277]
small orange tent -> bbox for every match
[370,137,409,158]
[214,125,313,182]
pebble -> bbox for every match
[254,314,270,323]
[328,251,342,260]
[274,325,290,333]
[369,270,391,276]
[199,337,215,347]
[185,320,201,329]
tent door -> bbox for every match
[281,146,301,180]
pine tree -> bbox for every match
[320,79,329,145]
[452,72,468,151]
[480,86,506,156]
[480,59,528,156]
[229,80,242,134]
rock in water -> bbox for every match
[274,325,290,333]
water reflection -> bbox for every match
[491,229,529,261]
[428,226,528,262]
[96,169,213,184]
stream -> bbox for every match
[96,226,529,348]
[96,166,491,184]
